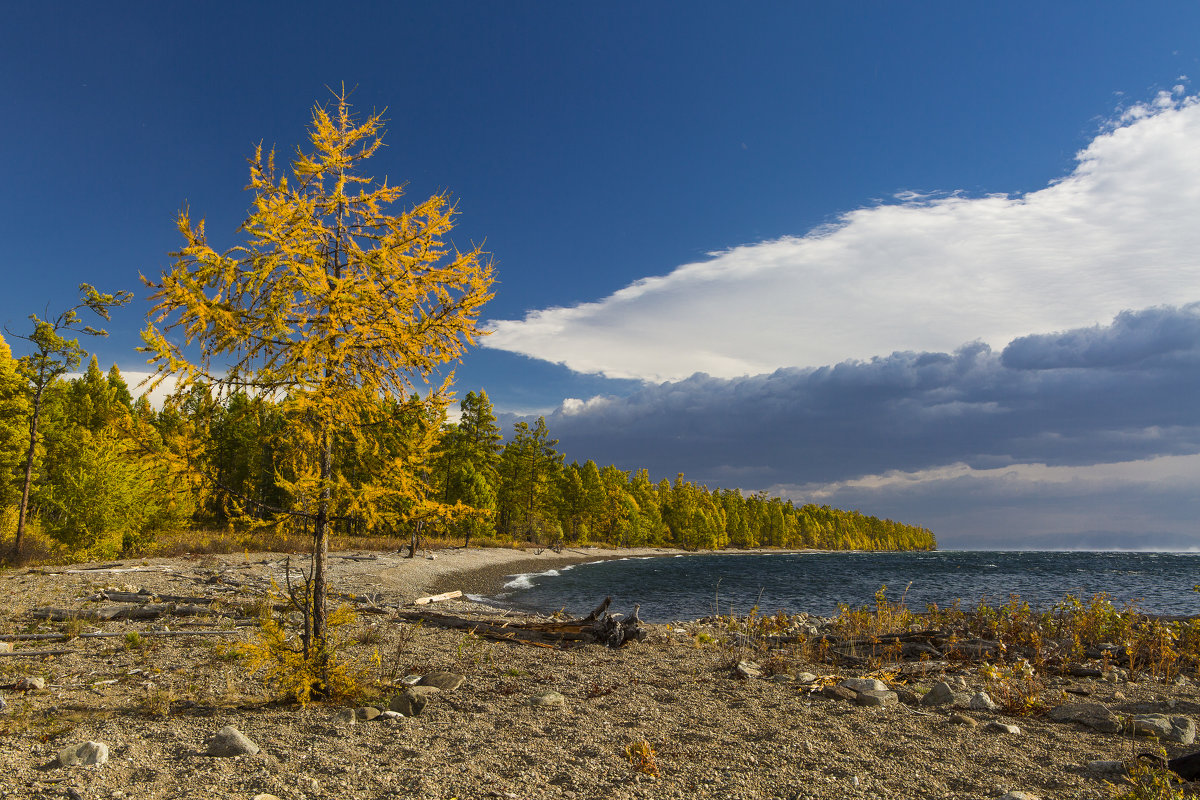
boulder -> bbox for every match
[855,690,898,708]
[840,677,887,693]
[331,708,357,725]
[735,661,762,679]
[821,685,858,702]
[1048,701,1121,733]
[1126,714,1196,745]
[418,671,466,691]
[207,725,260,757]
[969,692,999,712]
[389,686,441,716]
[921,682,956,707]
[57,741,109,767]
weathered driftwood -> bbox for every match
[0,649,76,658]
[29,603,220,622]
[394,596,646,649]
[412,590,463,606]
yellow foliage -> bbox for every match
[238,600,366,706]
[141,88,495,659]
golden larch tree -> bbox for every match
[142,92,494,670]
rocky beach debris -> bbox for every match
[3,549,1200,799]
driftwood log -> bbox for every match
[395,596,646,649]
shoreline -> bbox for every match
[423,546,689,600]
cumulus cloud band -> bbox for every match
[485,91,1200,382]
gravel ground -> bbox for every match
[1,549,1197,800]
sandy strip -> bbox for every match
[398,546,682,599]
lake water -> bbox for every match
[483,550,1200,622]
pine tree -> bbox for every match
[141,92,494,668]
[6,284,133,557]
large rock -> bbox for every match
[207,725,260,757]
[390,686,441,716]
[331,708,358,725]
[1127,714,1196,744]
[1048,701,1121,733]
[57,741,109,767]
[822,685,858,702]
[921,682,956,707]
[970,691,999,712]
[418,671,465,691]
[855,690,898,708]
[840,677,887,693]
[735,661,762,679]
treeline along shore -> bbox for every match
[0,343,935,562]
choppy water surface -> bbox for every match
[488,550,1200,623]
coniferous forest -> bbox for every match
[0,347,936,562]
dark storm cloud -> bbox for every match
[533,304,1200,488]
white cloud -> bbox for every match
[485,94,1200,381]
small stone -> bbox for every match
[331,708,357,724]
[418,671,465,691]
[252,795,284,800]
[970,691,999,712]
[770,673,794,683]
[376,710,403,720]
[58,741,109,767]
[0,642,12,653]
[984,721,1021,735]
[0,695,7,713]
[389,686,440,716]
[795,672,818,684]
[855,689,898,708]
[921,682,956,707]
[15,676,46,691]
[735,661,762,679]
[525,690,567,709]
[1086,760,1128,775]
[206,725,259,757]
[400,674,423,685]
[355,706,381,721]
[997,792,1040,800]
[840,677,887,693]
[950,713,978,727]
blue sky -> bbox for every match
[2,2,1199,549]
